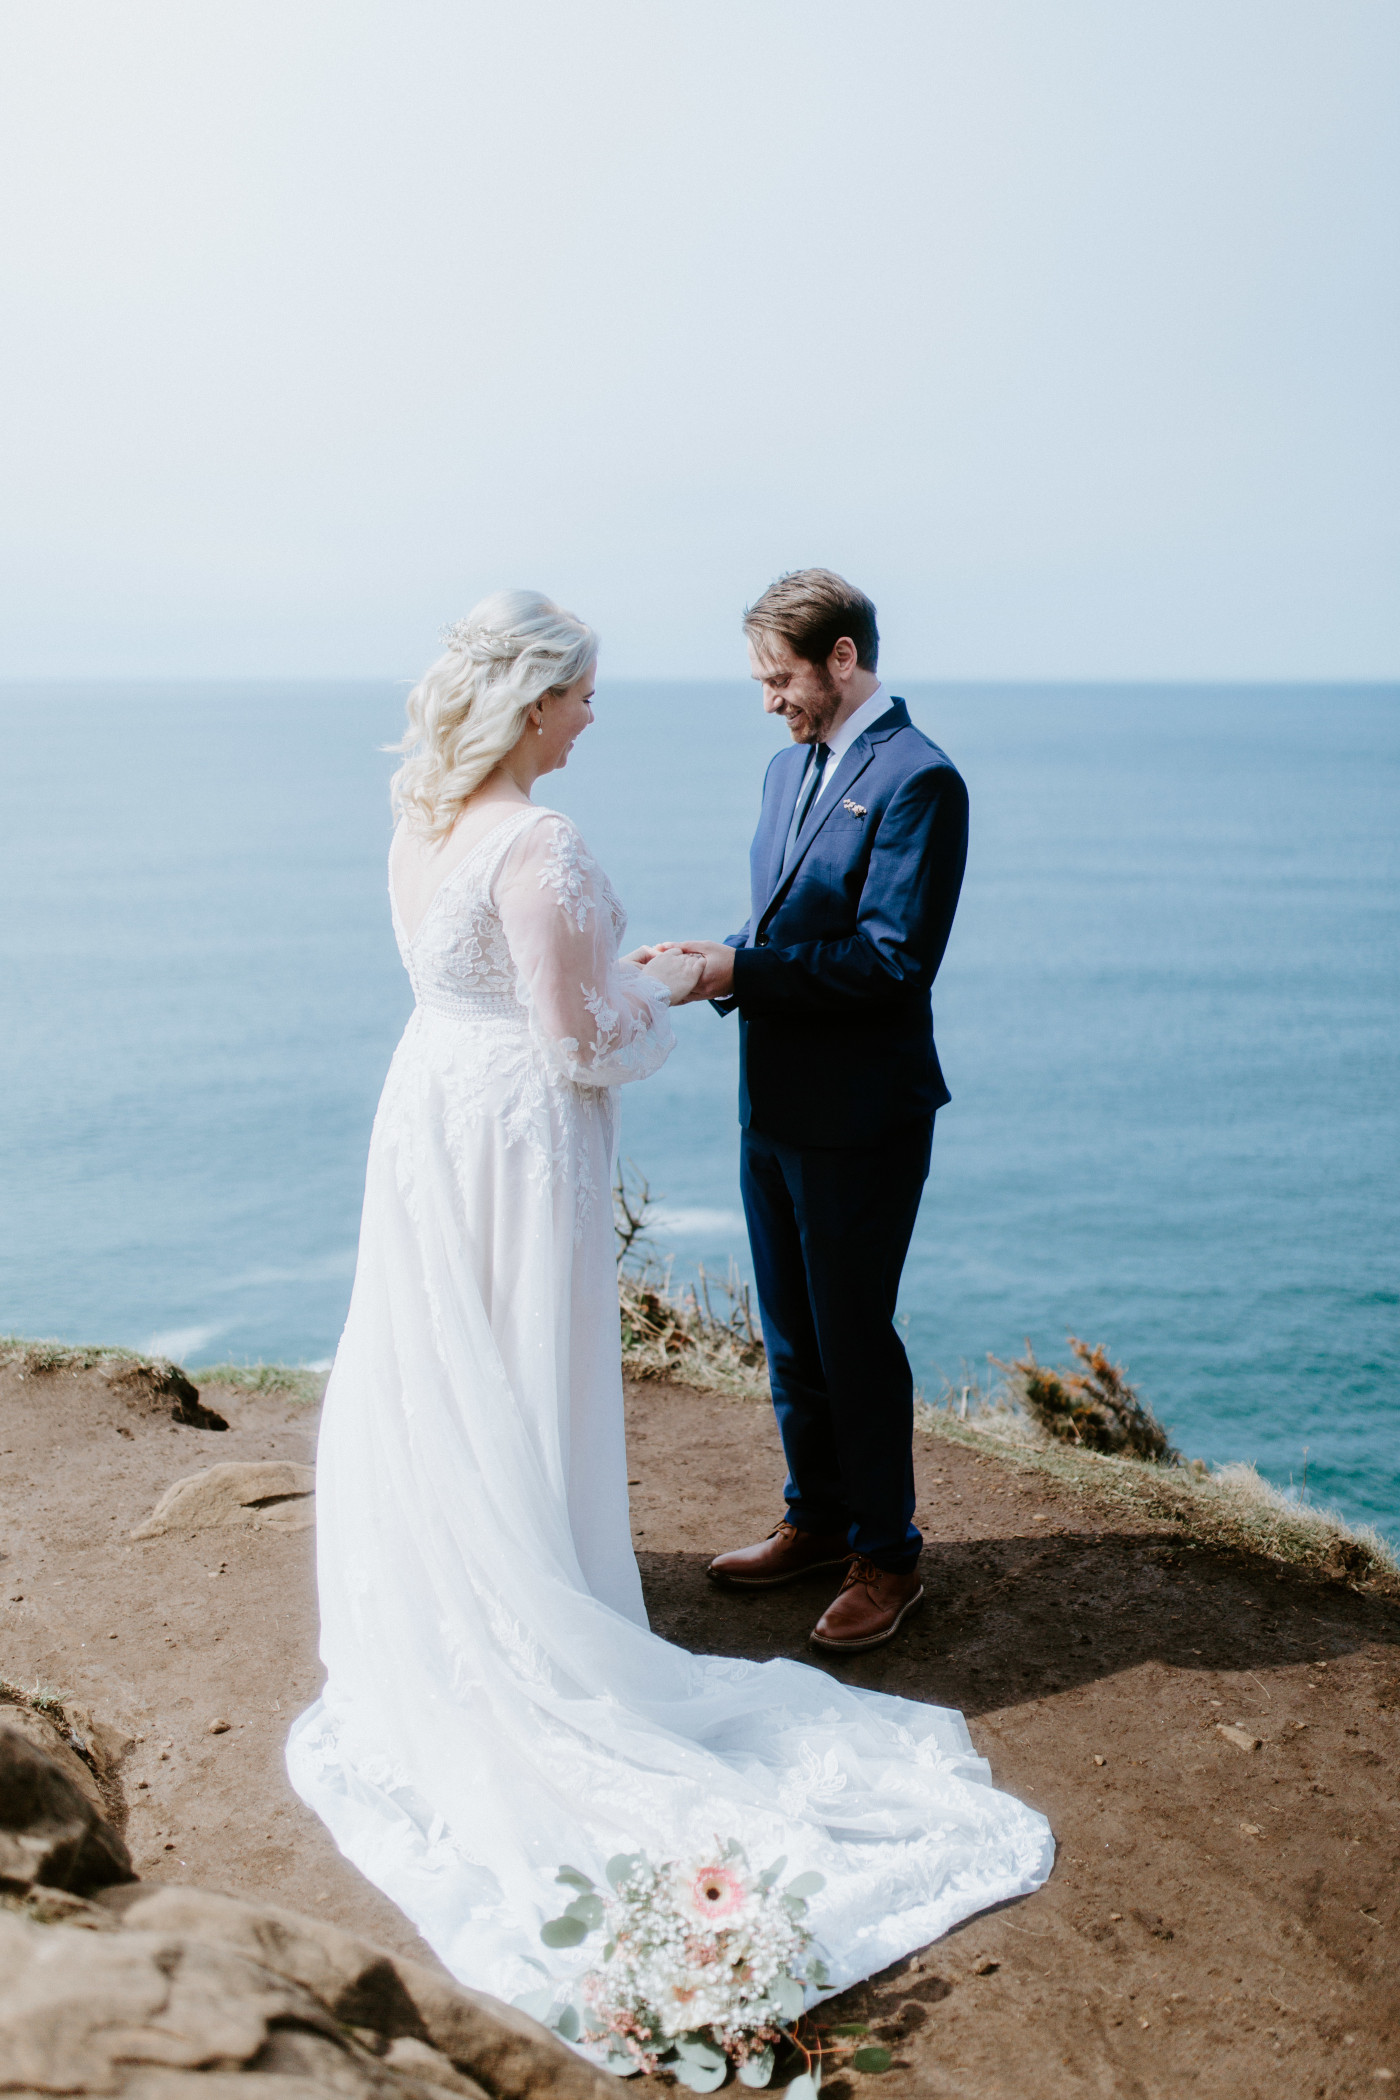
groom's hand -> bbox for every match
[675,940,736,1002]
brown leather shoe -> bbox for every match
[707,1521,853,1588]
[809,1557,924,1652]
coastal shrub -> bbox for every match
[997,1338,1177,1464]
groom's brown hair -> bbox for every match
[743,569,880,674]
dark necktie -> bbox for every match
[779,742,831,880]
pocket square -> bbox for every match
[842,798,867,818]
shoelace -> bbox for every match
[841,1555,884,1590]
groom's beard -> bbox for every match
[784,666,841,744]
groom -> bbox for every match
[675,570,968,1653]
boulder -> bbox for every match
[0,1725,134,1897]
[0,1909,492,2098]
[0,1727,612,2100]
[0,1704,107,1817]
[130,1464,315,1541]
[98,1887,614,2097]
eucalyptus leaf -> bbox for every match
[823,2023,868,2037]
[555,1866,594,1893]
[772,1974,807,2021]
[511,1988,558,2022]
[674,2035,727,2068]
[785,1871,826,1900]
[851,2046,892,2073]
[552,2004,581,2043]
[758,1854,788,1890]
[737,2046,775,2087]
[782,1894,808,1918]
[805,1958,830,1988]
[540,1914,588,1948]
[670,2058,726,2093]
[784,2076,820,2100]
[606,1852,645,1888]
[564,1892,605,1929]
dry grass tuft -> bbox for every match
[618,1264,769,1399]
[614,1167,769,1399]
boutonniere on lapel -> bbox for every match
[841,798,867,818]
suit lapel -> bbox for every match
[757,700,909,927]
[761,748,806,908]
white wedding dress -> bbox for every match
[287,802,1053,2016]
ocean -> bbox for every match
[2,680,1396,1543]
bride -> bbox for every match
[287,590,1052,2019]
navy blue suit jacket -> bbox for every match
[717,698,968,1149]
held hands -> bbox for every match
[625,940,735,1005]
[627,945,706,1002]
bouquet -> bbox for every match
[516,1845,891,2091]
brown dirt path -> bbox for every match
[2,1358,1396,2097]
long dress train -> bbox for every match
[286,803,1053,2011]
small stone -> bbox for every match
[1218,1724,1262,1752]
[131,1460,314,1539]
[1239,1822,1262,1836]
[1109,1912,1123,1921]
[975,1959,999,1975]
[207,1717,231,1735]
[1093,1755,1106,1766]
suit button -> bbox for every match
[756,933,769,946]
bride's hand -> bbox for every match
[623,944,661,966]
[641,947,706,1001]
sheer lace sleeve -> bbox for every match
[496,812,676,1088]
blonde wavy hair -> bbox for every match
[390,590,598,839]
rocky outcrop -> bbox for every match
[0,1725,135,1898]
[131,1464,315,1540]
[0,1730,613,2100]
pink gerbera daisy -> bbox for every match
[690,1865,747,1921]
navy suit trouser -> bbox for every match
[739,1116,933,1574]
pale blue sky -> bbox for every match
[1,0,1396,679]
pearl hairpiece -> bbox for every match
[439,618,518,662]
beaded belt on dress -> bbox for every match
[414,990,528,1025]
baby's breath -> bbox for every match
[528,1846,828,2087]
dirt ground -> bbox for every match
[1,1356,1395,2098]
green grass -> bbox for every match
[1,1336,325,1407]
[190,1361,327,1405]
[0,1336,149,1376]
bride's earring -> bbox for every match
[535,715,544,736]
